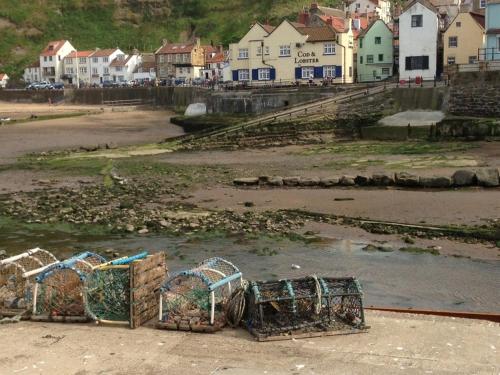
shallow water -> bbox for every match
[0,227,498,313]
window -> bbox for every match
[66,58,73,65]
[469,56,477,64]
[257,46,262,56]
[356,3,360,8]
[323,43,335,55]
[80,67,87,74]
[92,68,98,74]
[382,67,390,75]
[323,65,336,78]
[349,66,352,77]
[93,57,98,63]
[104,68,109,74]
[360,56,363,64]
[301,66,314,79]
[238,49,249,59]
[456,22,461,27]
[265,46,270,55]
[367,55,374,63]
[79,57,86,64]
[183,54,189,62]
[374,37,381,44]
[44,57,47,62]
[187,67,190,73]
[447,56,456,65]
[378,54,384,61]
[479,0,486,7]
[411,15,423,27]
[448,36,458,48]
[116,67,123,72]
[49,56,53,62]
[238,69,249,81]
[258,68,270,80]
[359,39,363,49]
[279,45,291,57]
[103,57,109,63]
[66,68,73,74]
[405,56,430,70]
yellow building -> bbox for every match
[443,12,485,66]
[229,19,354,84]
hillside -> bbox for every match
[0,0,344,79]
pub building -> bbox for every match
[229,19,354,84]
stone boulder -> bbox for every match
[259,176,271,184]
[268,176,284,186]
[299,177,320,187]
[283,176,301,186]
[395,172,420,187]
[320,177,340,187]
[419,176,452,188]
[233,177,259,186]
[452,170,477,186]
[184,103,207,117]
[476,168,500,187]
[355,175,371,186]
[340,175,356,186]
[372,173,395,186]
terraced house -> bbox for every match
[39,40,75,83]
[484,0,500,60]
[155,38,205,81]
[443,12,485,66]
[63,50,94,86]
[357,19,394,81]
[229,19,354,85]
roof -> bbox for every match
[109,55,133,67]
[261,24,276,33]
[357,19,391,38]
[0,73,8,80]
[470,12,485,29]
[40,40,68,57]
[295,25,338,42]
[403,0,438,13]
[487,0,500,3]
[28,61,40,68]
[156,42,197,54]
[314,5,346,18]
[318,15,348,33]
[65,50,94,59]
[206,52,225,63]
[91,48,120,57]
[486,28,500,34]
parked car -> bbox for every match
[102,80,118,88]
[52,82,64,90]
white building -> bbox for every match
[201,46,226,81]
[398,0,439,80]
[347,0,392,23]
[88,48,124,85]
[133,53,156,82]
[63,50,94,86]
[0,73,9,88]
[39,40,75,83]
[23,61,41,83]
[109,54,140,82]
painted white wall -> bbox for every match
[40,41,75,83]
[89,49,125,85]
[23,68,41,83]
[399,2,438,80]
[348,0,392,23]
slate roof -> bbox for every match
[295,25,338,41]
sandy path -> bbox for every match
[188,186,500,226]
[0,312,497,375]
[0,110,184,163]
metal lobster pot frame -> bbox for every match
[83,252,150,327]
[0,248,58,316]
[246,276,367,341]
[32,252,107,322]
[158,257,242,332]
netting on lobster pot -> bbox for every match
[84,252,148,324]
[159,257,242,331]
[246,276,366,341]
[0,249,59,313]
[33,252,106,320]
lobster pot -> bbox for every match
[84,252,156,327]
[0,249,59,315]
[158,257,242,332]
[246,276,366,341]
[32,252,106,322]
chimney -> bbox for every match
[162,39,168,46]
[195,37,201,46]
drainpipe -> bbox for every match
[337,41,346,84]
[260,41,276,84]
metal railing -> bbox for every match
[478,48,500,61]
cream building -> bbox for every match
[444,12,485,65]
[229,20,354,84]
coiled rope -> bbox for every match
[225,280,248,328]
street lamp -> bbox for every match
[75,49,80,89]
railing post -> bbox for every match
[434,75,436,88]
[408,77,411,88]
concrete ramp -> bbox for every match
[379,110,445,127]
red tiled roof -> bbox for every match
[319,16,348,33]
[295,25,337,41]
[470,12,485,29]
[109,55,133,67]
[156,43,196,54]
[91,48,119,57]
[65,50,94,58]
[206,52,225,63]
[261,24,276,33]
[40,40,68,57]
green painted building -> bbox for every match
[357,19,394,82]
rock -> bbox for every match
[106,142,118,150]
[319,177,340,187]
[340,176,356,186]
[233,177,259,186]
[395,172,420,187]
[298,177,320,187]
[291,264,301,270]
[258,176,270,184]
[355,175,371,186]
[37,179,52,185]
[184,103,207,117]
[125,224,135,233]
[244,201,255,207]
[159,220,169,227]
[452,170,477,186]
[372,173,395,186]
[475,168,500,187]
[362,244,394,252]
[138,228,149,234]
[419,176,452,188]
[283,176,301,186]
[268,176,284,186]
